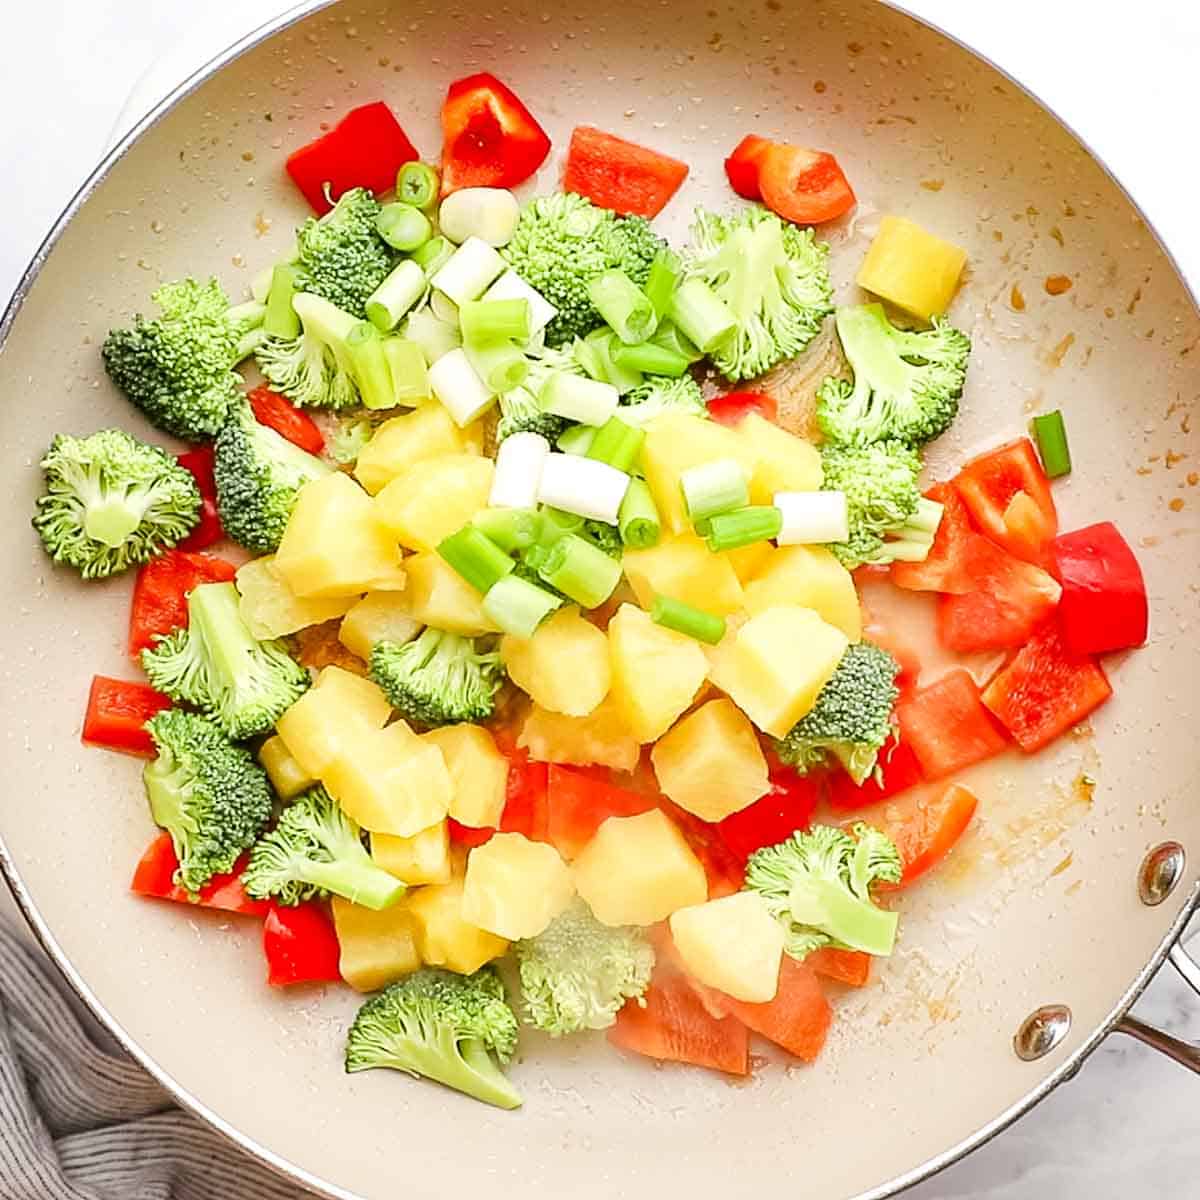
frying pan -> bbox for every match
[2,1,1199,1197]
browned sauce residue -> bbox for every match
[920,179,944,192]
[1010,284,1025,312]
[1050,852,1074,878]
[1044,274,1073,296]
[1170,498,1185,512]
[813,79,827,93]
[1166,450,1187,468]
[1047,332,1075,367]
[1073,772,1096,805]
[1188,473,1199,487]
[1127,287,1143,315]
[1049,225,1065,247]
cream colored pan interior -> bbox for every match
[1,1,1198,1197]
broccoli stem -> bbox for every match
[83,493,149,547]
[186,581,262,690]
[299,858,405,911]
[458,1038,523,1110]
[789,877,899,956]
[879,497,944,562]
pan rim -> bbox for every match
[1,2,1196,1197]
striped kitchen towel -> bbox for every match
[0,921,306,1200]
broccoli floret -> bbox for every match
[501,193,665,346]
[370,628,503,727]
[293,187,394,318]
[496,344,585,442]
[683,205,832,382]
[102,277,265,441]
[32,430,201,580]
[255,293,361,410]
[243,786,405,910]
[143,709,274,893]
[775,642,901,784]
[816,304,971,447]
[618,374,707,428]
[213,397,332,553]
[517,899,654,1036]
[345,966,521,1109]
[141,580,310,739]
[745,823,903,958]
[328,414,381,465]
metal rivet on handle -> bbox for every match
[1014,1004,1072,1062]
[1138,842,1186,907]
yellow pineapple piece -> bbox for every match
[354,404,484,496]
[332,896,421,992]
[742,545,862,641]
[339,592,423,661]
[235,555,356,640]
[420,724,509,829]
[856,215,967,322]
[501,607,611,716]
[373,455,494,553]
[572,809,707,927]
[734,413,823,504]
[721,541,774,584]
[275,666,392,777]
[461,833,575,940]
[257,735,313,801]
[650,698,769,821]
[622,534,744,618]
[371,823,452,886]
[402,552,500,636]
[669,892,784,1003]
[407,878,509,974]
[517,698,640,772]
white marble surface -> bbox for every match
[3,2,1200,1197]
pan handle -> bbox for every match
[1113,943,1200,1074]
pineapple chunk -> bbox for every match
[622,534,744,618]
[235,555,356,640]
[461,833,575,939]
[742,545,862,641]
[275,473,406,599]
[517,698,640,772]
[339,592,423,661]
[403,552,500,636]
[332,896,421,992]
[572,809,707,926]
[374,455,494,553]
[420,724,509,829]
[407,878,509,974]
[501,607,611,716]
[856,215,967,322]
[257,735,313,800]
[669,892,784,1003]
[608,604,709,742]
[323,723,453,836]
[275,666,392,777]
[354,404,484,496]
[734,413,823,504]
[371,823,452,886]
[651,699,769,821]
[721,541,774,584]
[709,606,847,738]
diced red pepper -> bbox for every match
[1053,522,1148,654]
[890,483,975,594]
[499,750,551,842]
[545,766,655,860]
[981,620,1112,752]
[248,386,325,455]
[447,819,495,849]
[131,832,267,915]
[805,947,871,988]
[713,955,832,1062]
[953,439,1058,564]
[82,676,172,756]
[716,760,820,863]
[262,902,342,987]
[758,144,856,226]
[286,101,420,215]
[724,134,772,200]
[128,549,238,656]
[175,446,224,551]
[706,390,778,427]
[827,734,923,812]
[872,783,979,887]
[440,73,551,195]
[563,126,689,219]
[895,669,1008,780]
[657,799,745,898]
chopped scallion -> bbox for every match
[536,454,631,525]
[483,271,557,335]
[541,372,620,427]
[396,161,439,210]
[618,478,661,548]
[651,595,726,645]
[586,417,645,473]
[437,526,515,594]
[680,458,750,525]
[411,236,454,275]
[611,341,690,377]
[538,533,623,608]
[557,425,596,456]
[376,202,433,252]
[482,574,562,638]
[705,506,783,553]
[472,507,544,553]
[430,236,507,306]
[465,339,528,394]
[382,337,430,406]
[1032,409,1072,478]
[460,299,532,345]
[775,490,849,545]
[489,431,550,509]
[345,322,396,410]
[644,249,681,321]
[365,259,427,331]
[670,278,737,354]
[427,347,495,426]
[587,269,657,345]
[583,329,643,393]
[438,187,521,247]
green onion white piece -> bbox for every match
[383,338,430,406]
[489,433,550,510]
[430,289,460,325]
[464,340,528,393]
[557,425,596,456]
[437,187,521,247]
[430,236,507,306]
[403,307,461,365]
[365,260,427,332]
[680,458,750,524]
[411,236,455,276]
[537,453,631,525]
[427,347,495,426]
[483,270,558,336]
[541,373,620,427]
[774,491,850,545]
[376,203,434,252]
[346,322,395,410]
[483,574,562,638]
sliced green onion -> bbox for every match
[472,507,544,553]
[705,506,783,553]
[584,329,643,393]
[465,339,528,394]
[411,235,454,275]
[670,279,737,354]
[644,249,681,321]
[430,290,459,326]
[1032,409,1072,478]
[376,202,433,252]
[460,299,532,345]
[483,574,562,638]
[489,431,550,509]
[431,236,507,306]
[573,335,608,383]
[775,491,849,545]
[587,269,657,345]
[383,337,430,406]
[346,322,396,410]
[365,259,427,331]
[263,264,301,339]
[652,321,704,364]
[538,506,585,543]
[541,372,620,427]
[538,534,622,608]
[438,187,521,247]
[586,417,645,473]
[403,306,460,366]
[537,454,631,525]
[618,478,661,549]
[557,425,596,456]
[396,161,439,210]
[483,271,557,335]
[427,347,495,426]
[681,458,750,524]
[250,264,275,305]
[651,595,726,645]
[437,525,515,593]
[611,341,690,377]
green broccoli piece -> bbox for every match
[328,413,386,465]
[816,304,971,447]
[517,899,654,1036]
[501,193,664,346]
[744,823,903,958]
[143,709,274,893]
[243,786,405,910]
[618,374,707,428]
[32,430,201,580]
[370,628,503,727]
[775,642,901,784]
[102,277,265,441]
[141,580,310,739]
[213,397,332,553]
[255,293,361,410]
[496,344,587,442]
[293,187,394,318]
[345,966,521,1109]
[683,205,832,383]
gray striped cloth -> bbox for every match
[0,921,308,1200]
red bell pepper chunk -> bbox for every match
[953,438,1058,563]
[563,126,689,219]
[872,783,979,887]
[286,101,420,215]
[805,947,871,988]
[262,902,342,987]
[890,483,975,594]
[1053,522,1148,654]
[656,799,745,898]
[131,832,266,915]
[175,446,224,551]
[706,390,778,427]
[82,676,172,757]
[981,620,1112,752]
[447,819,495,849]
[716,760,820,863]
[248,386,325,455]
[440,73,551,195]
[545,765,655,860]
[724,134,772,200]
[498,750,551,842]
[758,143,856,226]
[128,549,238,656]
[895,669,1008,781]
[827,733,924,812]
